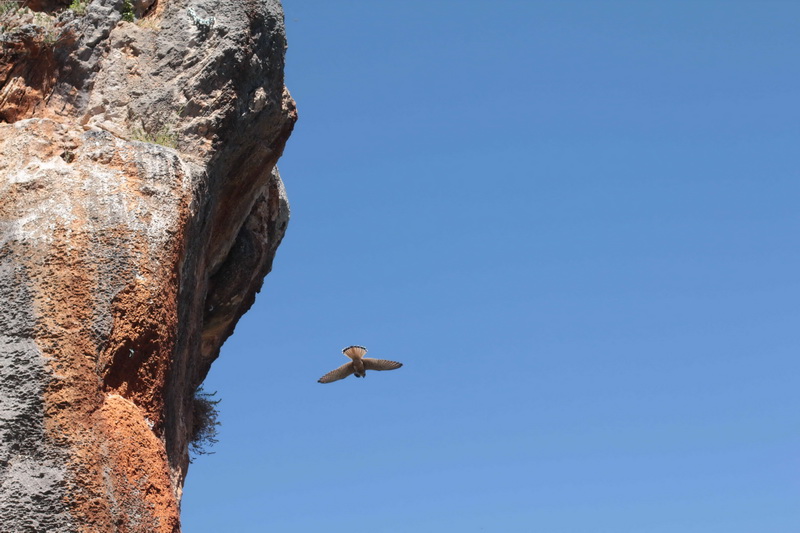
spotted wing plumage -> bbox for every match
[362,358,403,371]
[318,362,355,383]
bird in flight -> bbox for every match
[318,345,403,383]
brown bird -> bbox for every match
[317,345,403,383]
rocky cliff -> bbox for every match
[0,1,295,530]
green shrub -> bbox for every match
[0,1,23,34]
[69,0,87,15]
[121,0,133,22]
[130,124,178,148]
[0,1,22,18]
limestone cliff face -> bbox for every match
[0,1,295,531]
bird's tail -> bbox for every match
[342,345,367,359]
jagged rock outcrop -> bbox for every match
[0,1,296,531]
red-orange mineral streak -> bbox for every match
[11,126,187,531]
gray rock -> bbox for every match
[0,0,296,530]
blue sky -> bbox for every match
[181,2,799,531]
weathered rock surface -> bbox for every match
[0,1,295,531]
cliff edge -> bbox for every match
[0,1,296,531]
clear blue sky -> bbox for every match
[181,2,799,531]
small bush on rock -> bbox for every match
[190,386,221,460]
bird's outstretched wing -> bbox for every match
[362,358,403,371]
[318,362,355,383]
[342,345,367,359]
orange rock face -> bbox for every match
[0,1,295,531]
